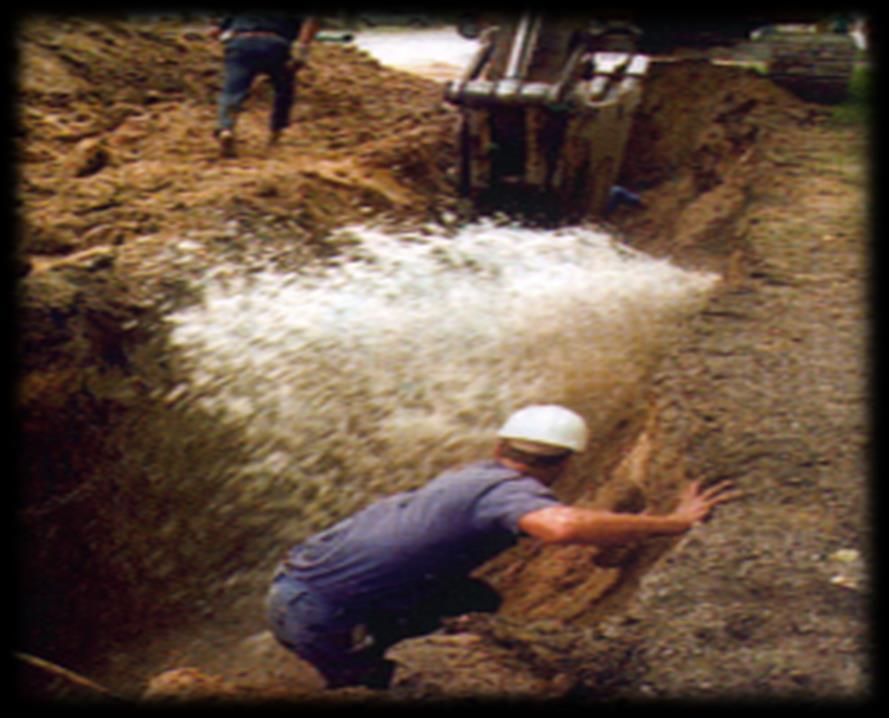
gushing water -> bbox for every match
[168,222,718,548]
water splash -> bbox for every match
[167,221,718,543]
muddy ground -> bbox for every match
[15,16,871,705]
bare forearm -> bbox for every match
[566,509,691,546]
[519,480,739,548]
[519,506,692,547]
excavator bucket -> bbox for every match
[446,13,649,219]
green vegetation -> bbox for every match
[832,63,872,126]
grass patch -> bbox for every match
[831,63,872,127]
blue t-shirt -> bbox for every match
[282,460,561,610]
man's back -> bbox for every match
[283,460,561,610]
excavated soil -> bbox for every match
[15,16,871,705]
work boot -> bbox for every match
[268,129,283,148]
[216,128,236,158]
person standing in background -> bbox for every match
[211,13,320,156]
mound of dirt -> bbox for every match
[17,16,458,260]
[614,59,828,267]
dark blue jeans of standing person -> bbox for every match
[266,571,502,690]
[218,36,294,133]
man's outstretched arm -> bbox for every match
[518,480,740,547]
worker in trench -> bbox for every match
[267,405,740,689]
[210,13,320,157]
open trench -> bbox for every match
[17,19,864,703]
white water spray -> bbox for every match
[168,222,718,544]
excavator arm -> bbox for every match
[445,12,648,220]
[446,10,858,219]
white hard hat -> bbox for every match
[497,405,589,453]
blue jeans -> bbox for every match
[266,570,502,689]
[218,36,294,133]
[266,572,397,689]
